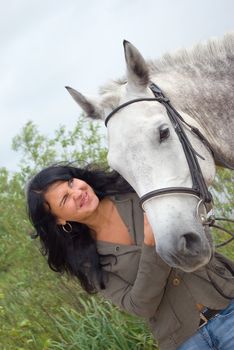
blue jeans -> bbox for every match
[177,300,234,350]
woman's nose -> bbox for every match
[71,189,82,200]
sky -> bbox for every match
[1,0,234,172]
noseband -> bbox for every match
[105,82,214,216]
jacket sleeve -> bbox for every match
[99,244,171,318]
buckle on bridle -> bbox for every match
[149,82,170,102]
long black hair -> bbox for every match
[26,164,134,294]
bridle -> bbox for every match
[105,82,234,246]
[105,83,213,211]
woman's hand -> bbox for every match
[144,214,156,246]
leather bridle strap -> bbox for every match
[151,84,213,203]
[139,188,200,207]
[104,97,162,127]
[105,82,213,209]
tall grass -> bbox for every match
[49,297,156,350]
[0,257,156,350]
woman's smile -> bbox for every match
[79,192,89,208]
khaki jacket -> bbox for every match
[96,193,234,350]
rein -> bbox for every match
[105,82,233,246]
[206,217,234,248]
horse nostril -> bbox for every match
[178,232,201,255]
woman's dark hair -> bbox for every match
[26,163,134,294]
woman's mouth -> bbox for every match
[79,192,88,208]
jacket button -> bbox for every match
[172,278,180,286]
[115,246,120,252]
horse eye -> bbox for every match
[159,127,170,142]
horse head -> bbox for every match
[66,40,216,272]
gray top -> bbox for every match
[96,193,234,350]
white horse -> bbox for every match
[66,33,234,272]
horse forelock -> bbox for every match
[98,78,126,110]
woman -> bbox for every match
[26,164,234,350]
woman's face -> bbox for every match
[44,178,100,224]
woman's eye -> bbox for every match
[159,127,170,142]
[62,194,68,206]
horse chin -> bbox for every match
[157,245,213,272]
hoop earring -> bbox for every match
[62,222,72,233]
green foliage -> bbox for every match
[211,167,233,216]
[210,167,234,259]
[0,115,233,350]
[12,115,108,179]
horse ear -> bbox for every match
[65,86,103,120]
[123,40,149,91]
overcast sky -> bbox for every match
[1,0,233,172]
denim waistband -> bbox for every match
[218,299,234,316]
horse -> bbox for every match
[66,32,234,272]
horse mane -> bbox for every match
[147,32,234,136]
[148,32,234,81]
[99,32,234,111]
